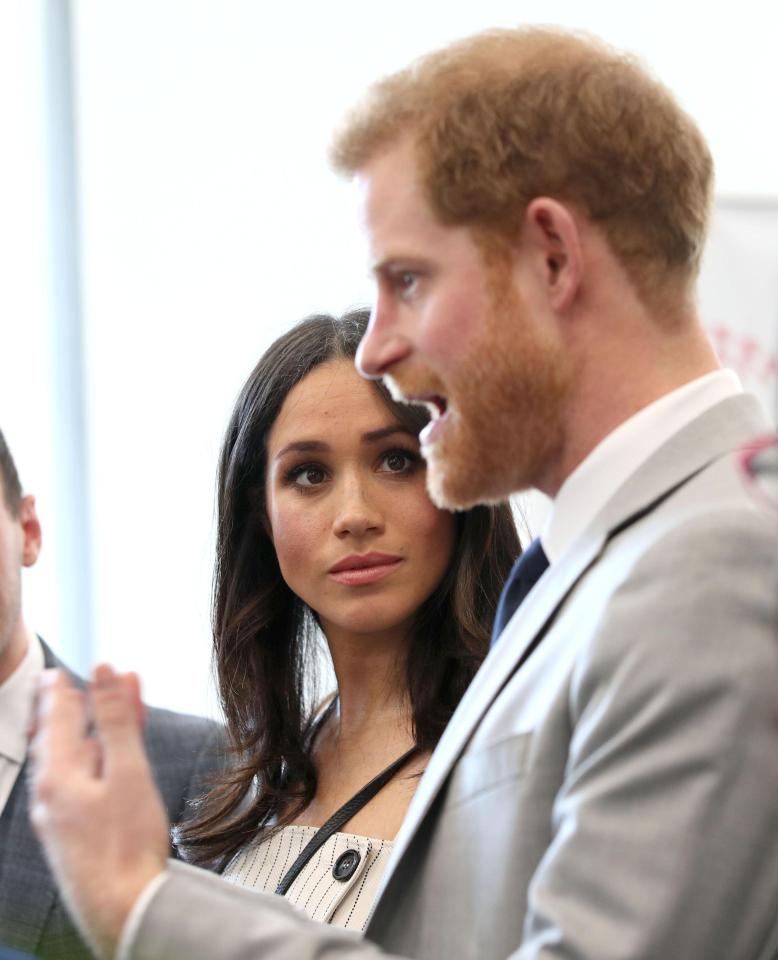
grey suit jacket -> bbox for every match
[0,641,226,960]
[113,395,778,959]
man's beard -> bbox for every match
[389,280,572,510]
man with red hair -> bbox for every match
[28,28,778,960]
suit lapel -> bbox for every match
[39,638,80,680]
[379,393,769,892]
[0,764,57,954]
[597,393,767,533]
[385,528,606,876]
[0,639,79,953]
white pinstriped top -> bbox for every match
[222,825,394,931]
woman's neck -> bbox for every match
[286,625,428,837]
[323,624,413,749]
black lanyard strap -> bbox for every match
[275,744,420,896]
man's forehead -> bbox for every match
[355,138,423,214]
[354,140,445,265]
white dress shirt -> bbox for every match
[542,369,744,562]
[0,632,44,815]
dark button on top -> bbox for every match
[332,849,361,881]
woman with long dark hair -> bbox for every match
[176,309,520,929]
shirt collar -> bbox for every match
[542,369,744,563]
[0,632,45,765]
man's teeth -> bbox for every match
[384,379,448,418]
[421,396,448,419]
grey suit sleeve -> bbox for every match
[126,861,401,960]
[179,718,228,812]
[518,509,778,959]
[144,710,228,834]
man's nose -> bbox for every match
[356,299,411,379]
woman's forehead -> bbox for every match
[268,360,404,451]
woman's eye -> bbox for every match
[378,451,416,474]
[291,466,327,487]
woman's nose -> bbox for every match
[332,477,384,538]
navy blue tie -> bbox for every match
[490,538,550,647]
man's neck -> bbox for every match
[540,320,721,498]
[0,626,32,686]
[541,368,744,562]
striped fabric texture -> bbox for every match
[222,825,394,930]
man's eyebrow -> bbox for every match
[370,256,427,277]
[371,258,395,276]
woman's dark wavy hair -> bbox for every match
[176,309,520,870]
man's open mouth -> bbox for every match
[427,395,448,419]
[408,393,447,420]
[417,394,450,446]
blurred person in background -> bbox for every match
[0,428,225,960]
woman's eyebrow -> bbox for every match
[274,440,329,460]
[274,426,416,461]
[361,425,416,444]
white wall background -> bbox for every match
[2,0,777,717]
[0,1,79,667]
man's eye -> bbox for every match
[395,272,419,296]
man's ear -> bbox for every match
[521,198,582,311]
[19,494,42,567]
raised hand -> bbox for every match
[28,665,170,960]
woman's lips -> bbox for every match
[328,554,403,586]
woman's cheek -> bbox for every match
[268,503,316,576]
[397,487,456,574]
[404,484,454,539]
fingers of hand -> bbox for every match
[29,669,92,780]
[88,668,172,876]
[124,670,146,729]
[28,668,170,960]
[28,670,94,833]
[90,665,152,781]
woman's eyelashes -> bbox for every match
[376,448,421,475]
[282,447,422,492]
[285,463,328,489]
